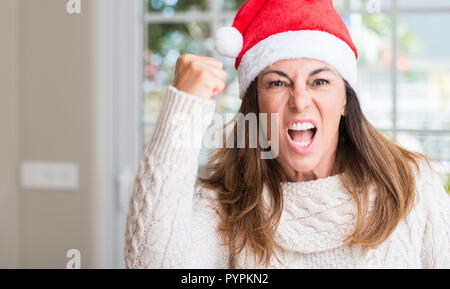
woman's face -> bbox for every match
[257,58,347,182]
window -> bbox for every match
[142,0,450,192]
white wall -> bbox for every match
[0,0,19,268]
[15,0,98,268]
[0,0,141,268]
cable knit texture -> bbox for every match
[124,85,450,269]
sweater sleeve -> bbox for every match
[418,162,450,269]
[124,85,229,268]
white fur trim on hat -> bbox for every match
[214,26,243,58]
[237,30,358,99]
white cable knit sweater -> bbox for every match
[124,85,450,269]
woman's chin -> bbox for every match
[277,142,321,177]
[290,161,317,174]
[283,154,320,177]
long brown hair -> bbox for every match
[198,77,431,268]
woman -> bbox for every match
[125,0,450,268]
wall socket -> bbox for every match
[21,161,79,191]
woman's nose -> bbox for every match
[289,85,312,112]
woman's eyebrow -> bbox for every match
[260,70,289,79]
[309,67,336,76]
[260,67,336,80]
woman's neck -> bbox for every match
[280,152,339,182]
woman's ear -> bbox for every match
[341,79,347,117]
[341,104,346,117]
[341,96,347,117]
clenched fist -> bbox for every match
[173,54,227,100]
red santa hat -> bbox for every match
[214,0,359,99]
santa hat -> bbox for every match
[214,0,359,99]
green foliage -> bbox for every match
[362,14,426,83]
[224,0,246,10]
[445,176,450,194]
[148,0,210,12]
[397,24,424,55]
[147,23,211,58]
[362,14,423,56]
[362,14,391,38]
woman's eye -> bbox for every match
[313,79,329,86]
[268,80,287,87]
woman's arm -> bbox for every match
[124,85,229,268]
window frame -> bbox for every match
[97,0,144,268]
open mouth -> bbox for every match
[286,120,318,153]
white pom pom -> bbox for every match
[214,26,243,58]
